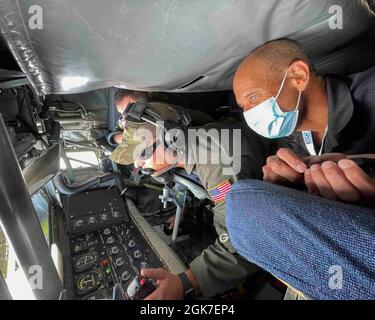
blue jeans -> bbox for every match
[226,180,375,300]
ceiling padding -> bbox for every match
[0,0,374,95]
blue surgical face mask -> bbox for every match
[243,71,302,139]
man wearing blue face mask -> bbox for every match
[227,39,375,300]
[241,65,302,140]
[233,39,375,204]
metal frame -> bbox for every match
[0,115,62,300]
[0,77,29,90]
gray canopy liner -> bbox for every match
[0,0,374,95]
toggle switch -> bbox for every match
[121,271,131,282]
[128,239,136,248]
[134,250,142,259]
[106,236,115,244]
[110,246,120,255]
[115,257,125,267]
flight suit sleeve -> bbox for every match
[188,136,260,297]
[190,201,259,297]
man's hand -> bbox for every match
[165,209,186,231]
[141,268,184,300]
[263,148,308,185]
[263,148,346,186]
[113,133,123,145]
[304,159,375,202]
[165,215,175,231]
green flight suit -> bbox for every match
[184,123,267,297]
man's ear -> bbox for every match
[289,60,310,91]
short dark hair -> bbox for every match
[115,89,149,105]
[251,39,315,77]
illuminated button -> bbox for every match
[106,236,115,244]
[105,267,111,274]
[115,257,125,267]
[110,246,120,255]
[101,258,109,267]
[140,278,146,286]
[121,271,131,282]
[103,228,111,235]
[128,239,136,248]
[133,250,142,259]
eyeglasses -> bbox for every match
[139,140,160,160]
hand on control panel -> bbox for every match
[126,275,156,300]
[140,269,184,300]
[69,222,164,299]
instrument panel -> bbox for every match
[62,189,129,234]
[68,222,163,300]
[62,189,165,300]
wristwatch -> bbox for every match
[178,272,195,297]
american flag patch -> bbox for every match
[208,180,232,203]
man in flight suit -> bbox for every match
[110,101,269,299]
[108,89,214,146]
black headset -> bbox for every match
[123,102,239,182]
[122,102,192,156]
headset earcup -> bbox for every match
[163,124,186,155]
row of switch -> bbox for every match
[110,248,143,262]
[103,227,131,238]
[105,238,137,252]
[74,211,122,229]
[103,228,136,248]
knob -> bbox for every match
[128,239,136,248]
[121,271,131,282]
[115,257,125,267]
[73,240,88,253]
[140,261,149,269]
[88,216,97,224]
[112,210,120,218]
[75,219,84,227]
[103,228,111,235]
[102,214,109,221]
[133,250,142,259]
[106,236,115,244]
[110,246,120,255]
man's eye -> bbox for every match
[250,95,259,104]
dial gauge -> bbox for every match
[76,270,102,295]
[73,251,99,272]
